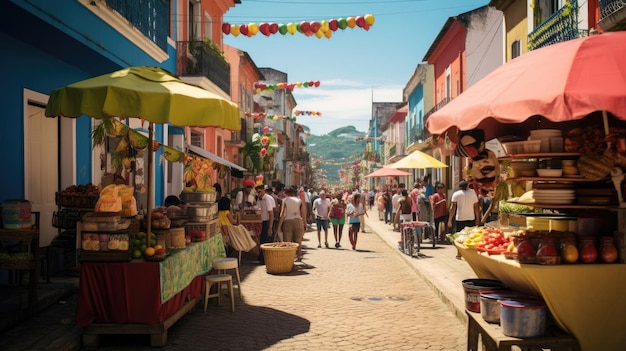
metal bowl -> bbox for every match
[179,191,216,203]
[187,204,217,217]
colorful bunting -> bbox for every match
[294,110,322,117]
[244,112,297,122]
[223,14,375,38]
[254,81,320,93]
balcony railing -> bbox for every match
[423,97,451,121]
[600,0,626,18]
[407,124,427,146]
[105,0,169,51]
[528,1,582,51]
[176,41,231,95]
[599,0,626,31]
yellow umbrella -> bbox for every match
[390,150,448,169]
[45,66,241,246]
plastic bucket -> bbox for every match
[462,279,507,313]
[2,199,32,229]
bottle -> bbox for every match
[600,236,618,263]
[579,237,598,263]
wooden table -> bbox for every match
[0,228,40,308]
[456,243,626,351]
[466,310,580,351]
[78,234,226,347]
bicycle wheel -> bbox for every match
[414,227,421,254]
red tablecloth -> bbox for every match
[77,234,225,326]
[77,261,205,326]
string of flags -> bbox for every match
[294,110,322,116]
[254,81,320,93]
[244,112,298,121]
[223,14,375,39]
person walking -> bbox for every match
[255,184,275,264]
[376,189,385,221]
[359,188,368,233]
[391,187,402,231]
[383,187,393,224]
[276,186,307,261]
[346,193,366,250]
[312,190,332,248]
[447,180,480,234]
[329,193,346,248]
[410,183,420,222]
[398,189,413,225]
[430,183,449,242]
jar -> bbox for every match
[536,237,559,264]
[600,236,618,263]
[579,237,598,263]
[560,236,579,264]
[515,235,536,264]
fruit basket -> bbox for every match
[261,242,299,274]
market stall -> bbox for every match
[456,243,626,351]
[426,33,626,351]
[78,234,225,346]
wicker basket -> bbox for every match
[260,242,299,274]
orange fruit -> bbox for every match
[154,244,164,251]
[144,247,156,257]
[562,245,578,264]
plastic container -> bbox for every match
[499,299,547,338]
[1,200,32,229]
[462,279,507,313]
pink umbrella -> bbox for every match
[425,31,626,141]
[364,167,410,178]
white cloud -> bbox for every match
[291,83,403,135]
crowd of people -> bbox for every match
[199,176,497,264]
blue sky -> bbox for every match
[224,0,488,136]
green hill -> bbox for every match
[307,126,367,184]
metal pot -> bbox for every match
[499,299,546,338]
[479,291,528,324]
[180,191,216,203]
[186,204,211,218]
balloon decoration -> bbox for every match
[254,80,320,93]
[223,14,375,39]
[294,110,322,117]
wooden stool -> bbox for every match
[204,274,234,313]
[213,257,244,301]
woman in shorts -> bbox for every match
[329,193,346,248]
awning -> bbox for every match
[187,144,247,172]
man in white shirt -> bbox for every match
[256,184,275,264]
[312,190,332,248]
[448,180,480,233]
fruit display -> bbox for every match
[56,183,100,208]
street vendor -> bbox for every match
[235,179,256,210]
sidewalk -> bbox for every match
[361,208,478,322]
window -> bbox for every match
[190,131,203,147]
[511,40,521,59]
